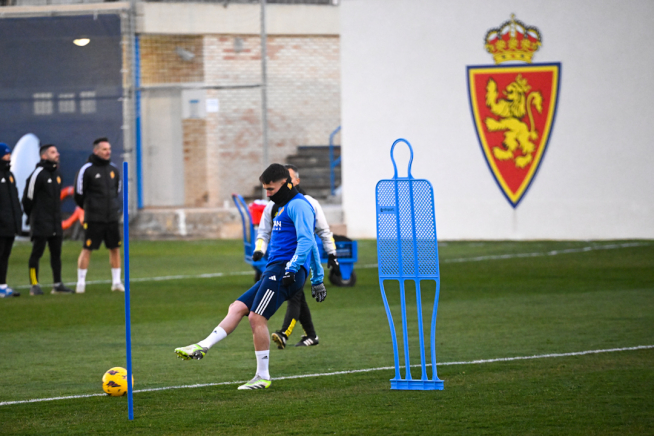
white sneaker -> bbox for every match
[75,283,86,294]
[111,282,125,292]
[174,344,208,360]
[237,375,271,390]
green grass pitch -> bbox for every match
[0,239,652,435]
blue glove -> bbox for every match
[282,270,295,286]
[311,283,327,302]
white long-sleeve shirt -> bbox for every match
[255,195,336,256]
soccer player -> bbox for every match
[73,138,124,294]
[253,164,340,349]
[22,144,74,295]
[0,143,23,298]
[174,164,327,390]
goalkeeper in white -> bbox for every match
[252,164,339,349]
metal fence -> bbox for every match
[0,0,341,214]
[0,4,138,216]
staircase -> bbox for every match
[287,145,341,201]
[246,145,341,202]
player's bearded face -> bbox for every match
[43,147,60,163]
[94,142,112,160]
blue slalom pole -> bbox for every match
[123,162,134,420]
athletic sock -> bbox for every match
[283,319,297,337]
[77,269,87,284]
[29,267,39,285]
[255,350,270,380]
[197,326,227,349]
[111,268,121,285]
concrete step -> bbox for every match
[131,204,347,239]
[287,155,340,168]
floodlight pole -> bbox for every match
[260,0,269,199]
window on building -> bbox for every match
[33,93,53,115]
[58,93,76,113]
[80,91,97,114]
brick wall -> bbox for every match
[182,118,208,207]
[140,33,340,207]
[139,34,204,85]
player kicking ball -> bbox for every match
[175,164,326,390]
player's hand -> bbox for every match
[311,283,327,302]
[282,270,295,286]
[252,250,264,261]
[328,254,340,275]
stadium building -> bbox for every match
[1,0,652,239]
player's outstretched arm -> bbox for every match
[284,200,315,273]
[308,239,324,286]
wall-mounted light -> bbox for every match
[73,38,90,47]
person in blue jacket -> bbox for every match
[174,164,327,390]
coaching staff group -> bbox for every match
[73,138,124,294]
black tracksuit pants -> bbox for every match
[29,235,63,285]
[0,236,15,284]
[280,288,316,338]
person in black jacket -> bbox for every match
[22,144,74,296]
[73,138,124,294]
[0,143,22,298]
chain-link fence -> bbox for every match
[136,1,341,208]
[0,4,138,221]
[1,0,341,216]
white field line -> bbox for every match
[12,242,649,290]
[360,241,650,269]
[1,344,652,407]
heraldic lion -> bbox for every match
[485,74,543,168]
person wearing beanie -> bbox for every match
[0,143,23,298]
[22,144,74,295]
[73,138,124,294]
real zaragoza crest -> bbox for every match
[468,15,561,207]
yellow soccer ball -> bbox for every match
[102,367,134,396]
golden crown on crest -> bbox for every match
[485,14,542,64]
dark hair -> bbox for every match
[39,144,55,156]
[259,163,289,184]
[93,137,109,147]
[284,164,299,178]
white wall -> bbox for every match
[141,89,185,207]
[340,0,654,239]
[137,3,339,36]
